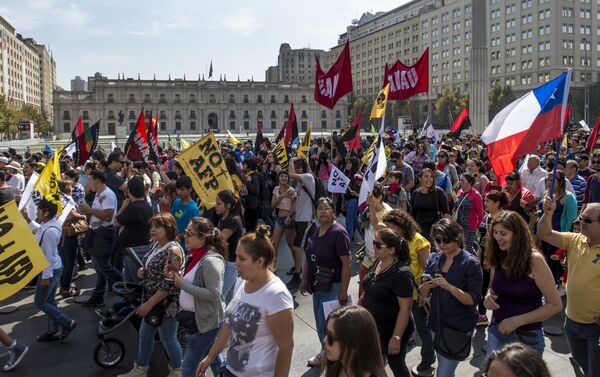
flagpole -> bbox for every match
[549,113,570,199]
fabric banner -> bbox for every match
[358,136,387,208]
[297,123,312,160]
[327,165,350,194]
[147,114,160,163]
[125,109,150,162]
[274,138,288,170]
[0,200,49,300]
[176,132,233,208]
[18,172,39,211]
[34,151,62,214]
[75,120,100,165]
[314,40,353,109]
[370,84,390,120]
[383,48,429,100]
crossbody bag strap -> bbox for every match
[38,226,60,247]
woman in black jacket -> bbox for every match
[410,168,450,241]
[242,158,261,232]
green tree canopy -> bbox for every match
[433,88,469,128]
[488,84,517,121]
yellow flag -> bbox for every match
[297,123,312,160]
[274,138,288,170]
[227,130,241,145]
[0,200,49,300]
[370,83,390,120]
[180,138,190,149]
[370,124,376,136]
[34,150,62,213]
[177,132,233,208]
[561,134,568,149]
[361,138,377,165]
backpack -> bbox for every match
[306,177,326,210]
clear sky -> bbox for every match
[0,0,409,89]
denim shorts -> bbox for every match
[274,216,294,229]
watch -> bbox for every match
[392,335,401,340]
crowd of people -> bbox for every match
[0,127,599,377]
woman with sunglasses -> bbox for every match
[437,150,458,190]
[419,219,483,377]
[196,225,294,377]
[538,171,577,291]
[322,305,388,377]
[119,213,185,377]
[483,211,562,356]
[362,228,415,377]
[166,217,226,377]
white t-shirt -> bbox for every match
[293,173,315,222]
[8,173,24,194]
[224,277,293,377]
[179,262,200,312]
[90,186,117,229]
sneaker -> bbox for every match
[167,367,182,377]
[81,297,105,307]
[286,274,301,289]
[60,320,77,340]
[557,285,566,296]
[412,361,435,377]
[3,342,28,371]
[477,315,489,326]
[117,363,148,377]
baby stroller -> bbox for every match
[92,246,146,368]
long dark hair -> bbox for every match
[485,211,537,279]
[378,228,411,265]
[217,189,242,217]
[188,217,226,256]
[382,209,422,241]
[345,157,360,176]
[323,306,387,377]
[484,343,551,377]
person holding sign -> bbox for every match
[22,199,77,342]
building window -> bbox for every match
[270,95,276,103]
[301,121,308,131]
[209,95,216,104]
[160,111,167,120]
[108,123,115,135]
[271,121,276,129]
[174,94,181,103]
[257,95,263,103]
[175,111,182,120]
[243,111,249,119]
[301,110,308,119]
[107,94,114,103]
[189,94,196,103]
[284,95,289,103]
[335,110,341,118]
[63,111,70,120]
[128,94,135,103]
[82,111,89,120]
[108,110,115,120]
[175,122,181,131]
[63,122,70,132]
[243,95,249,103]
[144,94,151,103]
[160,122,167,131]
[129,111,136,120]
[257,110,263,118]
[190,110,196,119]
[336,120,342,129]
[229,94,235,103]
[159,94,166,103]
[301,95,307,103]
[190,122,196,130]
[230,121,236,130]
[244,121,250,130]
[270,110,276,119]
[321,120,327,129]
[229,111,236,119]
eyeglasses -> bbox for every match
[373,240,387,249]
[434,237,452,245]
[577,216,600,224]
[184,228,199,237]
[324,330,339,346]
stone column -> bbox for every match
[470,0,489,134]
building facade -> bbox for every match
[272,43,326,83]
[71,75,87,91]
[52,73,348,139]
[321,0,599,132]
[0,16,56,122]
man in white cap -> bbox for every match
[6,162,24,195]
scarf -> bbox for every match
[185,246,209,274]
[437,162,447,173]
[388,183,401,196]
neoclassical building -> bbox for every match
[52,73,348,139]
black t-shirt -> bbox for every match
[0,187,15,205]
[116,200,152,247]
[105,171,125,209]
[362,261,414,344]
[218,214,243,262]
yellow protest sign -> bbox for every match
[297,123,312,160]
[34,150,62,214]
[370,83,390,120]
[274,138,288,170]
[177,132,233,208]
[227,130,241,145]
[0,200,49,300]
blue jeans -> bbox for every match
[431,330,473,377]
[345,198,358,241]
[137,317,182,368]
[34,267,72,333]
[565,317,600,377]
[412,300,435,364]
[222,261,238,305]
[182,327,221,377]
[486,322,545,356]
[312,282,341,343]
[60,235,78,291]
[89,229,122,299]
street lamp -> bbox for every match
[583,38,590,125]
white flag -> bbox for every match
[18,172,39,211]
[579,120,590,132]
[426,124,439,144]
[419,116,430,138]
[358,136,387,207]
[63,142,76,158]
[327,165,350,194]
[111,140,118,151]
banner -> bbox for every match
[286,103,299,146]
[314,40,353,109]
[176,132,233,208]
[0,200,49,300]
[75,120,100,165]
[327,165,350,194]
[58,192,77,225]
[370,83,390,120]
[297,123,312,160]
[227,130,241,145]
[274,138,288,170]
[71,116,83,142]
[18,172,39,211]
[383,48,429,100]
[358,136,387,208]
[125,109,150,162]
[34,150,62,214]
[147,114,160,163]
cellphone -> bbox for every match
[421,273,433,282]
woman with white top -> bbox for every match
[197,225,294,377]
[22,198,77,342]
[271,171,296,268]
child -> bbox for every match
[383,171,408,211]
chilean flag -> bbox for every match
[482,70,572,177]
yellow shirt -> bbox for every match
[407,232,431,300]
[561,232,600,324]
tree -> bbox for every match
[18,104,51,135]
[349,96,372,130]
[0,96,21,137]
[433,88,469,128]
[488,84,517,121]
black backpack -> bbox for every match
[305,177,326,210]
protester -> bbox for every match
[118,213,185,377]
[171,175,200,252]
[300,197,351,367]
[57,179,84,297]
[361,228,414,377]
[411,168,450,241]
[565,159,587,213]
[484,211,562,355]
[196,225,294,377]
[483,343,552,377]
[0,170,15,204]
[271,171,296,267]
[436,149,458,190]
[504,172,536,223]
[343,157,361,242]
[215,189,244,303]
[21,199,77,342]
[321,305,388,377]
[6,161,24,195]
[520,155,547,193]
[409,143,429,176]
[453,173,484,255]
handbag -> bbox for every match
[432,257,472,361]
[144,304,164,327]
[312,265,334,292]
[176,310,197,334]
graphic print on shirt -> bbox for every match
[226,302,261,372]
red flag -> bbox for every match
[450,107,470,133]
[147,112,160,163]
[383,48,429,100]
[74,121,100,165]
[255,119,264,152]
[314,41,353,109]
[124,108,150,162]
[343,112,362,151]
[285,104,299,146]
[71,116,83,142]
[586,116,600,151]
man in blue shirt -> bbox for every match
[242,142,254,160]
[565,160,587,213]
[170,176,199,253]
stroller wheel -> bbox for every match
[93,338,125,368]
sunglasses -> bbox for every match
[184,228,199,237]
[325,330,339,346]
[434,237,452,244]
[577,216,600,224]
[373,240,387,249]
